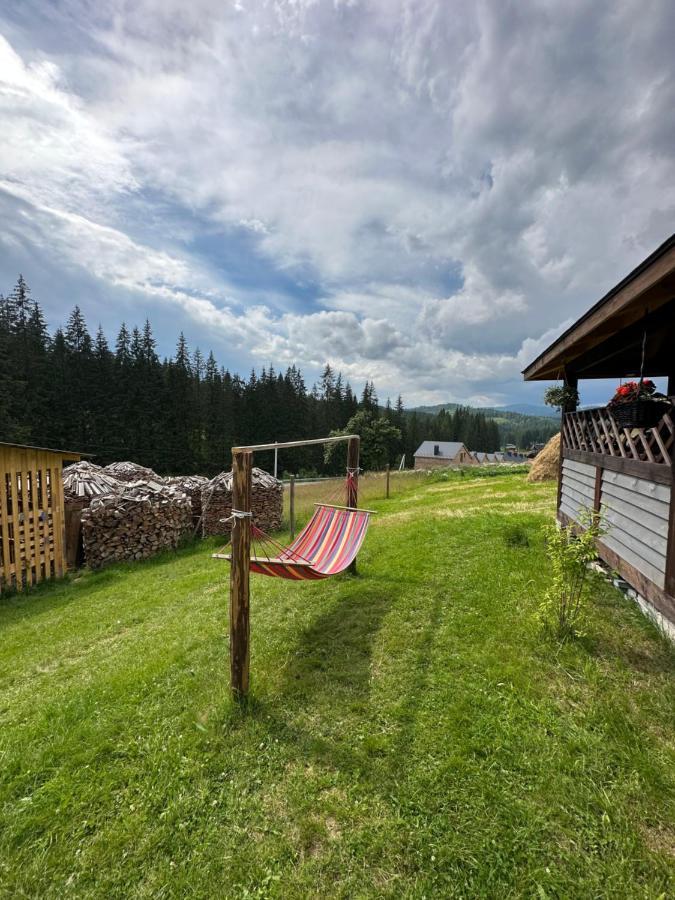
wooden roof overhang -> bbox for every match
[0,441,82,461]
[523,234,675,381]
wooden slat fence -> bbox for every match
[0,446,69,592]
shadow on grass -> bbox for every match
[0,539,213,626]
[384,589,444,782]
[222,567,447,785]
[277,573,398,703]
[582,629,675,676]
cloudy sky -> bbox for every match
[1,0,674,408]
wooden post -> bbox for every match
[385,464,390,499]
[665,371,675,597]
[347,437,359,573]
[593,466,602,514]
[289,474,296,540]
[230,450,252,700]
[557,371,578,517]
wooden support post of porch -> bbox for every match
[593,464,603,525]
[557,371,578,515]
[230,449,252,700]
[665,370,675,597]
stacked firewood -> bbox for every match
[104,461,161,483]
[63,461,124,569]
[81,480,192,569]
[63,461,121,500]
[201,467,283,536]
[165,474,209,527]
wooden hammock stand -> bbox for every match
[228,434,360,699]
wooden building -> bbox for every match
[0,442,81,593]
[414,441,475,469]
[523,233,675,632]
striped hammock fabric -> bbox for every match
[222,504,371,580]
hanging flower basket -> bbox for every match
[607,380,671,429]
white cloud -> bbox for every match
[0,0,674,405]
[0,34,137,215]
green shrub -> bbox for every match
[539,508,603,642]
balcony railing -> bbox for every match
[562,404,674,467]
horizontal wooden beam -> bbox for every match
[315,503,377,514]
[563,447,673,485]
[233,435,359,453]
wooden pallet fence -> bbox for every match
[0,443,79,592]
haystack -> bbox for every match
[527,433,560,482]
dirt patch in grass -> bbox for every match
[642,824,675,858]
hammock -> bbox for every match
[217,503,371,580]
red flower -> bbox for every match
[609,377,664,407]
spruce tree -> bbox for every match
[63,306,94,449]
[8,275,31,331]
[64,306,92,354]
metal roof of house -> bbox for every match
[414,441,467,459]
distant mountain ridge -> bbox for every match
[408,400,559,448]
[496,403,558,418]
[411,402,558,420]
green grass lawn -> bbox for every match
[1,472,674,897]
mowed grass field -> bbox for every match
[1,472,674,897]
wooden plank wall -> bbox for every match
[559,459,596,523]
[600,470,669,589]
[559,458,671,591]
[0,446,67,592]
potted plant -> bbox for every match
[543,383,579,411]
[607,379,671,429]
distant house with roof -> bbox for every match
[414,441,475,469]
[503,450,528,463]
[472,451,489,464]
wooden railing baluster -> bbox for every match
[561,406,673,468]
